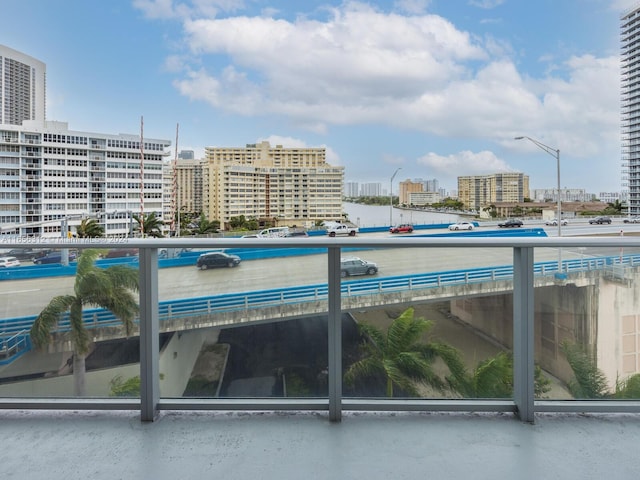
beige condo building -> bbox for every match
[398,179,424,205]
[202,141,344,229]
[458,173,529,210]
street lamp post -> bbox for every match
[515,136,562,273]
[390,167,402,228]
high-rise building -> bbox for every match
[359,182,382,196]
[622,7,640,214]
[0,46,171,238]
[202,141,344,228]
[177,150,194,160]
[0,45,46,126]
[163,158,204,234]
[399,179,423,205]
[457,173,530,210]
[344,181,359,197]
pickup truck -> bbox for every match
[326,224,359,237]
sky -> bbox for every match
[3,0,640,194]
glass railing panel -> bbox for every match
[342,245,515,400]
[0,246,141,399]
[158,245,330,399]
[535,243,640,400]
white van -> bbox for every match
[257,226,290,238]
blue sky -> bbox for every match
[3,0,638,194]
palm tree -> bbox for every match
[344,307,467,397]
[30,249,139,396]
[132,212,165,237]
[456,351,551,399]
[75,218,104,238]
[191,213,220,235]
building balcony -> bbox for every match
[1,234,640,477]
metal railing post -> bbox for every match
[328,246,342,422]
[513,246,535,423]
[139,247,159,422]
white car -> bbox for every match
[545,219,568,226]
[448,222,474,231]
[0,256,20,268]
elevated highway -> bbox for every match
[2,251,638,359]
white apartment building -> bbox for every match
[531,188,594,203]
[408,191,441,206]
[622,7,640,214]
[0,46,171,238]
[0,121,170,238]
[344,181,359,197]
[203,141,344,228]
[359,182,382,196]
[0,45,46,126]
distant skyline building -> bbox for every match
[0,44,46,126]
[399,179,424,205]
[360,182,382,196]
[177,149,194,160]
[344,181,359,197]
[531,188,594,203]
[458,173,530,210]
[622,7,640,214]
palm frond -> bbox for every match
[76,249,104,276]
[68,300,91,354]
[30,295,76,349]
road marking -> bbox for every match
[0,288,41,295]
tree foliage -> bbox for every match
[192,214,220,235]
[75,218,104,238]
[30,249,139,396]
[345,307,467,397]
[455,351,550,398]
[132,212,165,237]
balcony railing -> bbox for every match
[0,235,640,423]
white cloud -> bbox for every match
[154,2,619,176]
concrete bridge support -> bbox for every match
[450,270,640,390]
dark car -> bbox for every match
[4,248,45,260]
[589,216,612,225]
[196,252,241,269]
[340,257,378,277]
[498,219,523,228]
[390,223,414,234]
[33,251,77,264]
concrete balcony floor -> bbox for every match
[3,410,640,479]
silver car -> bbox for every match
[340,257,378,277]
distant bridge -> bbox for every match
[2,252,638,363]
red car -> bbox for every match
[390,223,414,234]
